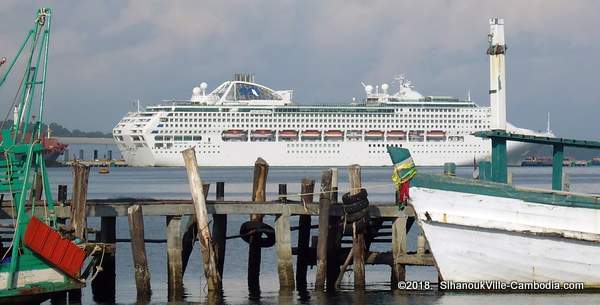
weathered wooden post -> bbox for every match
[128,204,151,299]
[248,157,269,292]
[182,184,210,274]
[212,182,227,278]
[315,169,332,290]
[275,204,294,289]
[166,215,183,300]
[71,162,90,240]
[327,168,342,287]
[278,184,287,203]
[182,148,222,290]
[296,179,314,290]
[349,164,366,288]
[91,216,116,303]
[390,216,407,289]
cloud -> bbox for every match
[0,1,598,138]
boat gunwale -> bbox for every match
[412,173,600,209]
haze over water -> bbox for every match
[41,166,600,305]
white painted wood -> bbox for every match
[411,187,600,287]
[411,187,600,242]
[0,268,65,289]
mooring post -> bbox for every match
[349,164,366,288]
[391,216,408,289]
[212,181,227,278]
[327,168,342,287]
[275,204,295,289]
[278,183,287,203]
[248,157,269,292]
[91,216,116,303]
[182,148,222,290]
[182,184,210,274]
[166,215,183,300]
[296,179,314,290]
[71,162,90,240]
[315,169,332,290]
[128,204,151,299]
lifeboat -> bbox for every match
[324,130,344,141]
[426,130,446,142]
[251,129,275,141]
[408,130,425,142]
[222,129,248,141]
[386,130,406,141]
[278,130,299,141]
[301,130,321,141]
[365,130,384,141]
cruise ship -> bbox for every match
[113,19,548,167]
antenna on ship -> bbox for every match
[467,89,471,101]
[546,112,552,134]
[137,99,140,113]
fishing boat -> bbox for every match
[0,9,106,302]
[388,18,600,288]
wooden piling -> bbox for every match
[128,204,151,299]
[166,215,183,300]
[327,168,342,288]
[91,216,116,303]
[212,182,227,278]
[248,157,269,292]
[315,169,332,290]
[182,184,210,274]
[349,164,366,288]
[391,216,407,289]
[71,162,90,240]
[278,184,287,203]
[275,205,294,289]
[182,148,222,290]
[296,179,314,290]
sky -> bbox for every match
[0,1,598,139]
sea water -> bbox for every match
[38,166,600,304]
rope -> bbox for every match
[279,183,394,200]
[88,245,106,282]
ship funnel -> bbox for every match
[488,17,507,130]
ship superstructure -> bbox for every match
[113,72,543,167]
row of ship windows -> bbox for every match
[162,117,486,123]
[161,108,483,117]
[157,125,489,131]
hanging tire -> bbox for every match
[239,221,276,248]
[341,198,369,214]
[341,188,368,204]
[344,208,369,223]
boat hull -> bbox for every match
[411,187,600,287]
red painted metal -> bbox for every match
[23,217,85,278]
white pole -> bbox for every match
[488,18,507,130]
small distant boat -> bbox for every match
[301,130,321,141]
[278,130,298,141]
[365,130,384,141]
[386,130,406,141]
[222,129,247,141]
[324,130,343,141]
[99,166,110,174]
[426,130,446,142]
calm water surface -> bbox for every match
[38,166,600,305]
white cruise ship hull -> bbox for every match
[118,134,533,167]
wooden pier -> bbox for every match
[0,157,435,302]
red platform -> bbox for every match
[23,217,86,278]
